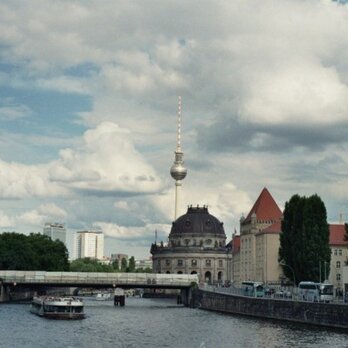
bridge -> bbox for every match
[0,271,199,304]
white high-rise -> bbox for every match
[75,231,104,260]
[43,222,66,245]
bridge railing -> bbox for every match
[0,271,198,287]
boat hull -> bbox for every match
[30,296,85,320]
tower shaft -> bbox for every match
[170,96,187,221]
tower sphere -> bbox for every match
[170,160,187,181]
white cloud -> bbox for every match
[1,0,348,258]
[0,211,15,228]
[94,221,170,240]
[0,103,31,121]
[0,160,66,199]
[49,122,164,194]
[37,203,67,219]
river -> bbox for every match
[0,297,346,348]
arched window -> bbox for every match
[205,271,211,284]
[177,271,183,274]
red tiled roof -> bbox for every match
[232,235,240,254]
[244,187,282,224]
[257,221,282,235]
[329,224,348,246]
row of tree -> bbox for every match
[0,232,69,271]
[0,232,150,273]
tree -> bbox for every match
[112,259,119,271]
[279,194,331,285]
[70,258,115,272]
[121,257,127,272]
[127,256,136,272]
[0,232,69,271]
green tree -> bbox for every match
[279,194,331,285]
[70,258,115,272]
[127,256,136,272]
[0,232,69,271]
[112,259,119,271]
[121,257,127,272]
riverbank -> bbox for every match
[195,289,348,330]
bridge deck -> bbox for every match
[0,271,198,289]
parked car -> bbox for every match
[264,288,276,296]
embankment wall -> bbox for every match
[196,289,348,330]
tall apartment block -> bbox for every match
[43,222,67,245]
[75,231,104,260]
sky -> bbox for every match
[1,0,348,260]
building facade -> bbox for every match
[232,188,348,289]
[43,222,66,245]
[75,231,104,260]
[151,206,230,284]
[232,188,283,285]
[328,224,348,292]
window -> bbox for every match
[336,261,341,269]
[337,273,341,281]
[219,260,223,267]
[165,259,171,266]
[205,239,212,245]
[184,239,190,246]
[339,249,342,256]
[177,259,183,266]
[334,249,337,255]
[191,259,197,266]
[206,259,211,267]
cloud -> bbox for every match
[0,102,32,121]
[0,160,66,199]
[94,222,170,241]
[0,211,15,228]
[49,122,164,195]
[1,0,348,258]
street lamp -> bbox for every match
[279,260,296,287]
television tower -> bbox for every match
[170,96,187,220]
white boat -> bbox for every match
[30,296,85,320]
[95,292,112,301]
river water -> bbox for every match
[0,297,347,348]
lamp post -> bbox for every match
[279,261,296,296]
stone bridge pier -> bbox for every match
[180,287,193,307]
[0,283,10,303]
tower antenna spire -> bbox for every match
[170,96,187,220]
[176,96,182,152]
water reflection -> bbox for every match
[0,297,347,348]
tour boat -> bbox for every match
[95,292,112,301]
[30,296,85,319]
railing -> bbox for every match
[0,271,198,287]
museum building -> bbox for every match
[150,205,231,284]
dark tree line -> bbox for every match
[0,232,69,271]
[279,194,331,285]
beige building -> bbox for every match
[233,188,283,285]
[328,224,348,293]
[75,231,104,260]
[232,188,348,289]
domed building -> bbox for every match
[150,206,230,284]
